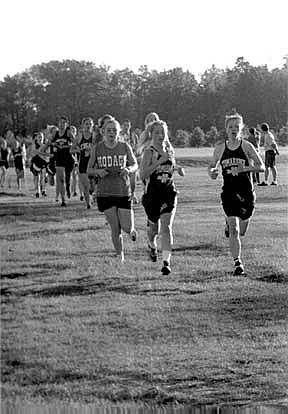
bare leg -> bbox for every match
[79,173,90,207]
[104,206,124,260]
[147,220,160,249]
[239,218,250,237]
[264,167,269,182]
[159,204,177,268]
[271,166,277,183]
[227,216,241,261]
[118,208,135,233]
[56,167,65,202]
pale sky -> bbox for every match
[1,0,287,81]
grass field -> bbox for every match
[1,147,288,413]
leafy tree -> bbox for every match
[174,129,191,147]
[190,126,206,147]
[0,58,287,143]
[205,126,219,146]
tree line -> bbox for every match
[0,56,287,146]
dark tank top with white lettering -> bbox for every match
[220,140,253,193]
[78,134,93,173]
[144,146,176,197]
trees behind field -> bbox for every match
[0,56,287,146]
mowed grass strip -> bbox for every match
[1,148,288,407]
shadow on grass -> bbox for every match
[174,243,226,254]
[251,265,288,283]
[3,357,286,407]
[0,192,26,198]
[3,276,204,298]
[1,262,71,280]
[0,224,104,241]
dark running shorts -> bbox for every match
[0,160,9,169]
[221,191,255,220]
[30,156,47,176]
[142,190,177,223]
[97,196,132,212]
[265,150,276,168]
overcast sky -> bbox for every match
[1,0,287,81]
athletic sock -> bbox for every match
[162,250,171,264]
[148,240,157,249]
[234,257,242,267]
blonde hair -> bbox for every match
[144,112,160,128]
[225,112,243,129]
[147,120,174,155]
[81,117,94,126]
[102,118,121,135]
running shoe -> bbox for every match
[161,260,171,275]
[233,265,245,276]
[61,201,67,207]
[258,182,268,186]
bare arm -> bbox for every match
[239,141,265,174]
[124,144,138,174]
[208,143,224,179]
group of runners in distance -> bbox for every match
[0,111,280,276]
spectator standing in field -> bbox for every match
[119,119,139,203]
[247,127,261,185]
[71,117,95,209]
[140,120,185,275]
[258,123,280,186]
[0,136,9,188]
[208,112,265,276]
[87,118,138,262]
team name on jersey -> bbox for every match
[221,158,246,168]
[55,138,68,147]
[156,164,174,174]
[80,142,91,151]
[97,154,127,168]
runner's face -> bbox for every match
[58,119,68,130]
[83,120,93,132]
[151,124,165,145]
[122,121,130,133]
[226,119,242,140]
[104,122,118,145]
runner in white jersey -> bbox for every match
[87,118,138,262]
